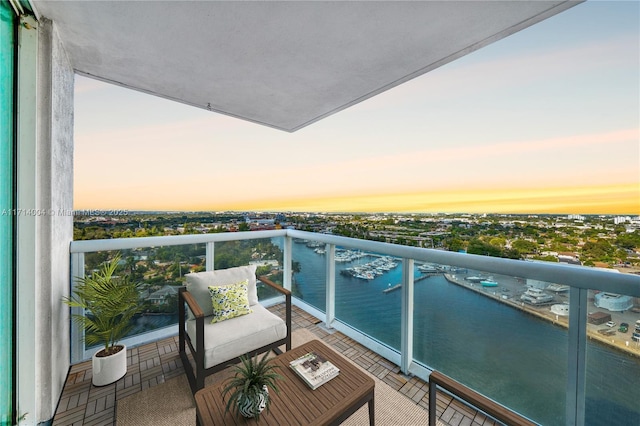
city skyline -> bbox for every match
[74,1,639,215]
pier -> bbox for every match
[383,283,402,293]
[382,273,437,293]
[443,273,640,358]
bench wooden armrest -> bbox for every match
[180,288,204,319]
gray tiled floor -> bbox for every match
[52,305,497,426]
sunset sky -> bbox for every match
[74,1,639,215]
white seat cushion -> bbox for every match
[186,303,287,369]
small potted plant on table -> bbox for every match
[222,352,282,419]
[63,253,142,386]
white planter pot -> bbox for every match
[92,344,127,386]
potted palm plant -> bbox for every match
[63,253,142,386]
[222,352,282,419]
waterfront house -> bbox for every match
[558,252,582,265]
[2,1,639,425]
[147,286,179,306]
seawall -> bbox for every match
[443,273,640,359]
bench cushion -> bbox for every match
[185,265,258,319]
[186,303,287,369]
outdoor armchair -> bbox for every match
[178,265,291,393]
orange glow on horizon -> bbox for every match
[74,183,639,215]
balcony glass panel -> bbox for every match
[291,238,327,312]
[334,249,402,350]
[413,267,568,425]
[214,237,285,301]
[81,244,205,352]
[585,290,640,425]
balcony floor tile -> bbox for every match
[52,305,496,426]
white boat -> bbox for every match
[521,287,554,305]
[546,284,569,293]
[417,264,439,273]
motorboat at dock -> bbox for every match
[546,284,569,293]
[342,255,399,280]
[521,287,554,305]
[417,263,441,273]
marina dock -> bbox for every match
[382,273,438,293]
[442,273,640,358]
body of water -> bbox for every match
[291,243,640,426]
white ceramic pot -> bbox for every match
[92,344,127,386]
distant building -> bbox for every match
[147,285,179,305]
[250,259,279,270]
[614,216,631,225]
[587,311,611,325]
[558,252,581,265]
[594,293,633,312]
[551,303,569,316]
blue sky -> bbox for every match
[74,1,639,214]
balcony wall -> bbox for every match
[69,229,640,425]
[15,16,75,424]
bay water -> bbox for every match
[291,243,640,426]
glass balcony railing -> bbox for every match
[69,231,288,360]
[69,229,640,426]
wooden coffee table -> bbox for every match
[195,339,375,425]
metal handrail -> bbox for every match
[69,229,287,252]
[285,230,640,295]
[70,229,640,295]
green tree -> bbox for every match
[616,231,640,250]
[582,239,614,260]
[447,237,465,252]
[256,264,273,276]
[489,237,506,248]
[467,239,503,257]
[512,239,537,254]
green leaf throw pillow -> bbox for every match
[208,279,253,324]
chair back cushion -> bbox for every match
[185,264,258,318]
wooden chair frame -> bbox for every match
[178,275,291,393]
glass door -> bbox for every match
[0,0,16,424]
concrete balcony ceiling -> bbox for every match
[31,1,581,132]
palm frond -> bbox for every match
[62,253,142,353]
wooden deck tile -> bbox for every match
[52,302,496,425]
